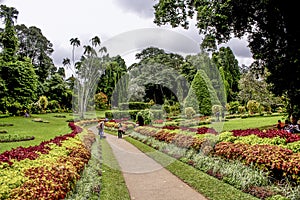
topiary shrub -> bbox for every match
[37,96,48,113]
[184,70,220,116]
[185,107,196,119]
[247,100,260,114]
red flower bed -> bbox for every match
[231,128,300,143]
[162,125,218,134]
[135,127,207,151]
[214,142,300,181]
[0,122,83,165]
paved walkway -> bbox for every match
[93,127,208,200]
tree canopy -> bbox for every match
[154,0,300,115]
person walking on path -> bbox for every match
[117,122,124,138]
[97,120,105,138]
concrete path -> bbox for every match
[97,129,208,200]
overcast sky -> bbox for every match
[2,0,253,68]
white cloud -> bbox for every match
[112,0,156,18]
[2,0,253,67]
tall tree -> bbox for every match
[67,36,109,118]
[154,0,300,115]
[45,73,72,109]
[238,70,283,110]
[90,36,101,47]
[15,24,56,82]
[0,5,38,114]
[211,47,240,102]
[135,47,165,60]
[97,58,127,105]
[0,5,19,61]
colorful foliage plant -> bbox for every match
[134,126,209,151]
[161,125,218,134]
[214,142,300,182]
[0,122,94,200]
[231,128,300,143]
[0,122,82,166]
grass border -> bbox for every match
[100,137,131,200]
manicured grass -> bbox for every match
[124,136,259,200]
[207,115,285,132]
[100,137,131,200]
[223,115,285,131]
[0,113,74,153]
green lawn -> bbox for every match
[208,115,285,132]
[0,113,74,153]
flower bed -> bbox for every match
[231,128,300,143]
[129,125,300,199]
[0,122,95,200]
[133,126,217,152]
[214,142,300,183]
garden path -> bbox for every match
[92,127,208,200]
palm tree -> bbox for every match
[90,36,101,47]
[70,37,80,66]
[62,58,70,66]
[83,45,96,56]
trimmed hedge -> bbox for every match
[119,102,151,110]
[105,109,163,120]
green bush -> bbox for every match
[105,110,140,120]
[119,102,150,110]
[6,101,22,116]
[136,109,154,125]
[48,100,61,112]
[185,107,196,119]
[266,195,289,200]
[247,100,260,114]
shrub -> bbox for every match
[227,101,240,114]
[136,109,153,125]
[95,92,108,109]
[48,100,61,112]
[38,96,48,111]
[247,100,260,114]
[119,102,150,110]
[185,107,196,119]
[238,106,246,114]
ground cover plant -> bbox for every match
[0,113,293,199]
[0,122,94,199]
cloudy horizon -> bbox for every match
[2,0,253,68]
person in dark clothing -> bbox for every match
[118,122,124,138]
[137,116,144,126]
[288,113,300,133]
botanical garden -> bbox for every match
[0,1,300,200]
